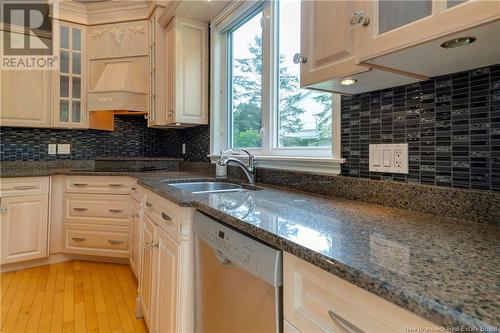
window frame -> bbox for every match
[210,0,343,173]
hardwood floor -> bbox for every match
[0,261,148,333]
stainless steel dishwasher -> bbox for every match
[194,211,282,333]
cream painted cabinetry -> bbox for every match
[299,0,422,94]
[151,16,208,127]
[62,176,132,258]
[129,184,143,278]
[139,187,194,333]
[0,30,52,128]
[52,20,88,128]
[283,252,440,333]
[88,20,148,59]
[0,177,50,265]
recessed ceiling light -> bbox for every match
[176,123,181,126]
[440,37,476,49]
[340,78,357,86]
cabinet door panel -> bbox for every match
[300,0,366,87]
[0,195,49,264]
[140,215,155,329]
[153,227,179,333]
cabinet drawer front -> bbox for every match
[283,253,439,333]
[0,177,49,197]
[144,190,180,241]
[89,20,148,59]
[64,194,130,225]
[64,176,132,194]
[64,224,129,258]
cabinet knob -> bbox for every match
[293,53,307,64]
[0,207,7,214]
[350,10,370,27]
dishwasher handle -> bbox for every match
[215,250,231,265]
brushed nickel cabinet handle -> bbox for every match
[145,201,153,208]
[14,185,38,190]
[161,212,172,222]
[108,240,124,245]
[73,207,88,211]
[108,184,124,187]
[150,242,159,249]
[293,53,307,64]
[328,310,365,333]
[350,10,370,27]
[108,209,123,213]
[73,183,88,186]
[132,187,137,190]
[72,237,86,242]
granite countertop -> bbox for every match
[1,167,499,330]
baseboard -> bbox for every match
[0,253,129,273]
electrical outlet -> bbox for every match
[369,143,408,174]
[57,144,71,155]
[48,144,57,155]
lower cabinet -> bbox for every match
[139,188,194,333]
[0,177,50,265]
[283,252,440,333]
[0,195,49,264]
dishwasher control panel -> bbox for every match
[194,211,282,287]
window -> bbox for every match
[211,1,342,173]
[277,1,332,148]
[229,10,263,149]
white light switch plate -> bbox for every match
[57,144,71,155]
[48,144,57,155]
[369,143,408,174]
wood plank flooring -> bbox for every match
[0,261,148,333]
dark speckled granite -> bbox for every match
[1,162,499,330]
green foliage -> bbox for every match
[231,35,333,148]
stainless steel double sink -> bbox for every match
[166,181,245,194]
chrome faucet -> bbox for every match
[218,149,256,185]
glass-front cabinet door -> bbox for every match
[53,20,87,128]
[354,0,500,63]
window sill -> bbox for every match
[208,154,345,175]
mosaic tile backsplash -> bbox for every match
[0,116,184,161]
[340,64,500,191]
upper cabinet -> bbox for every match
[52,20,87,128]
[0,30,52,128]
[88,20,148,59]
[300,0,500,94]
[150,16,208,127]
[299,0,423,94]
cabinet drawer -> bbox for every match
[64,224,129,258]
[64,176,132,194]
[64,194,129,225]
[144,189,180,241]
[0,177,49,197]
[283,252,440,333]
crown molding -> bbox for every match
[57,0,156,25]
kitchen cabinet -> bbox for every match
[151,225,179,333]
[139,188,194,333]
[354,0,500,63]
[0,30,52,128]
[0,177,50,265]
[62,176,131,258]
[147,7,166,127]
[151,16,208,126]
[129,186,143,278]
[140,214,156,328]
[299,0,423,94]
[283,252,440,333]
[88,20,148,59]
[52,20,88,128]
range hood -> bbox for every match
[87,58,148,112]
